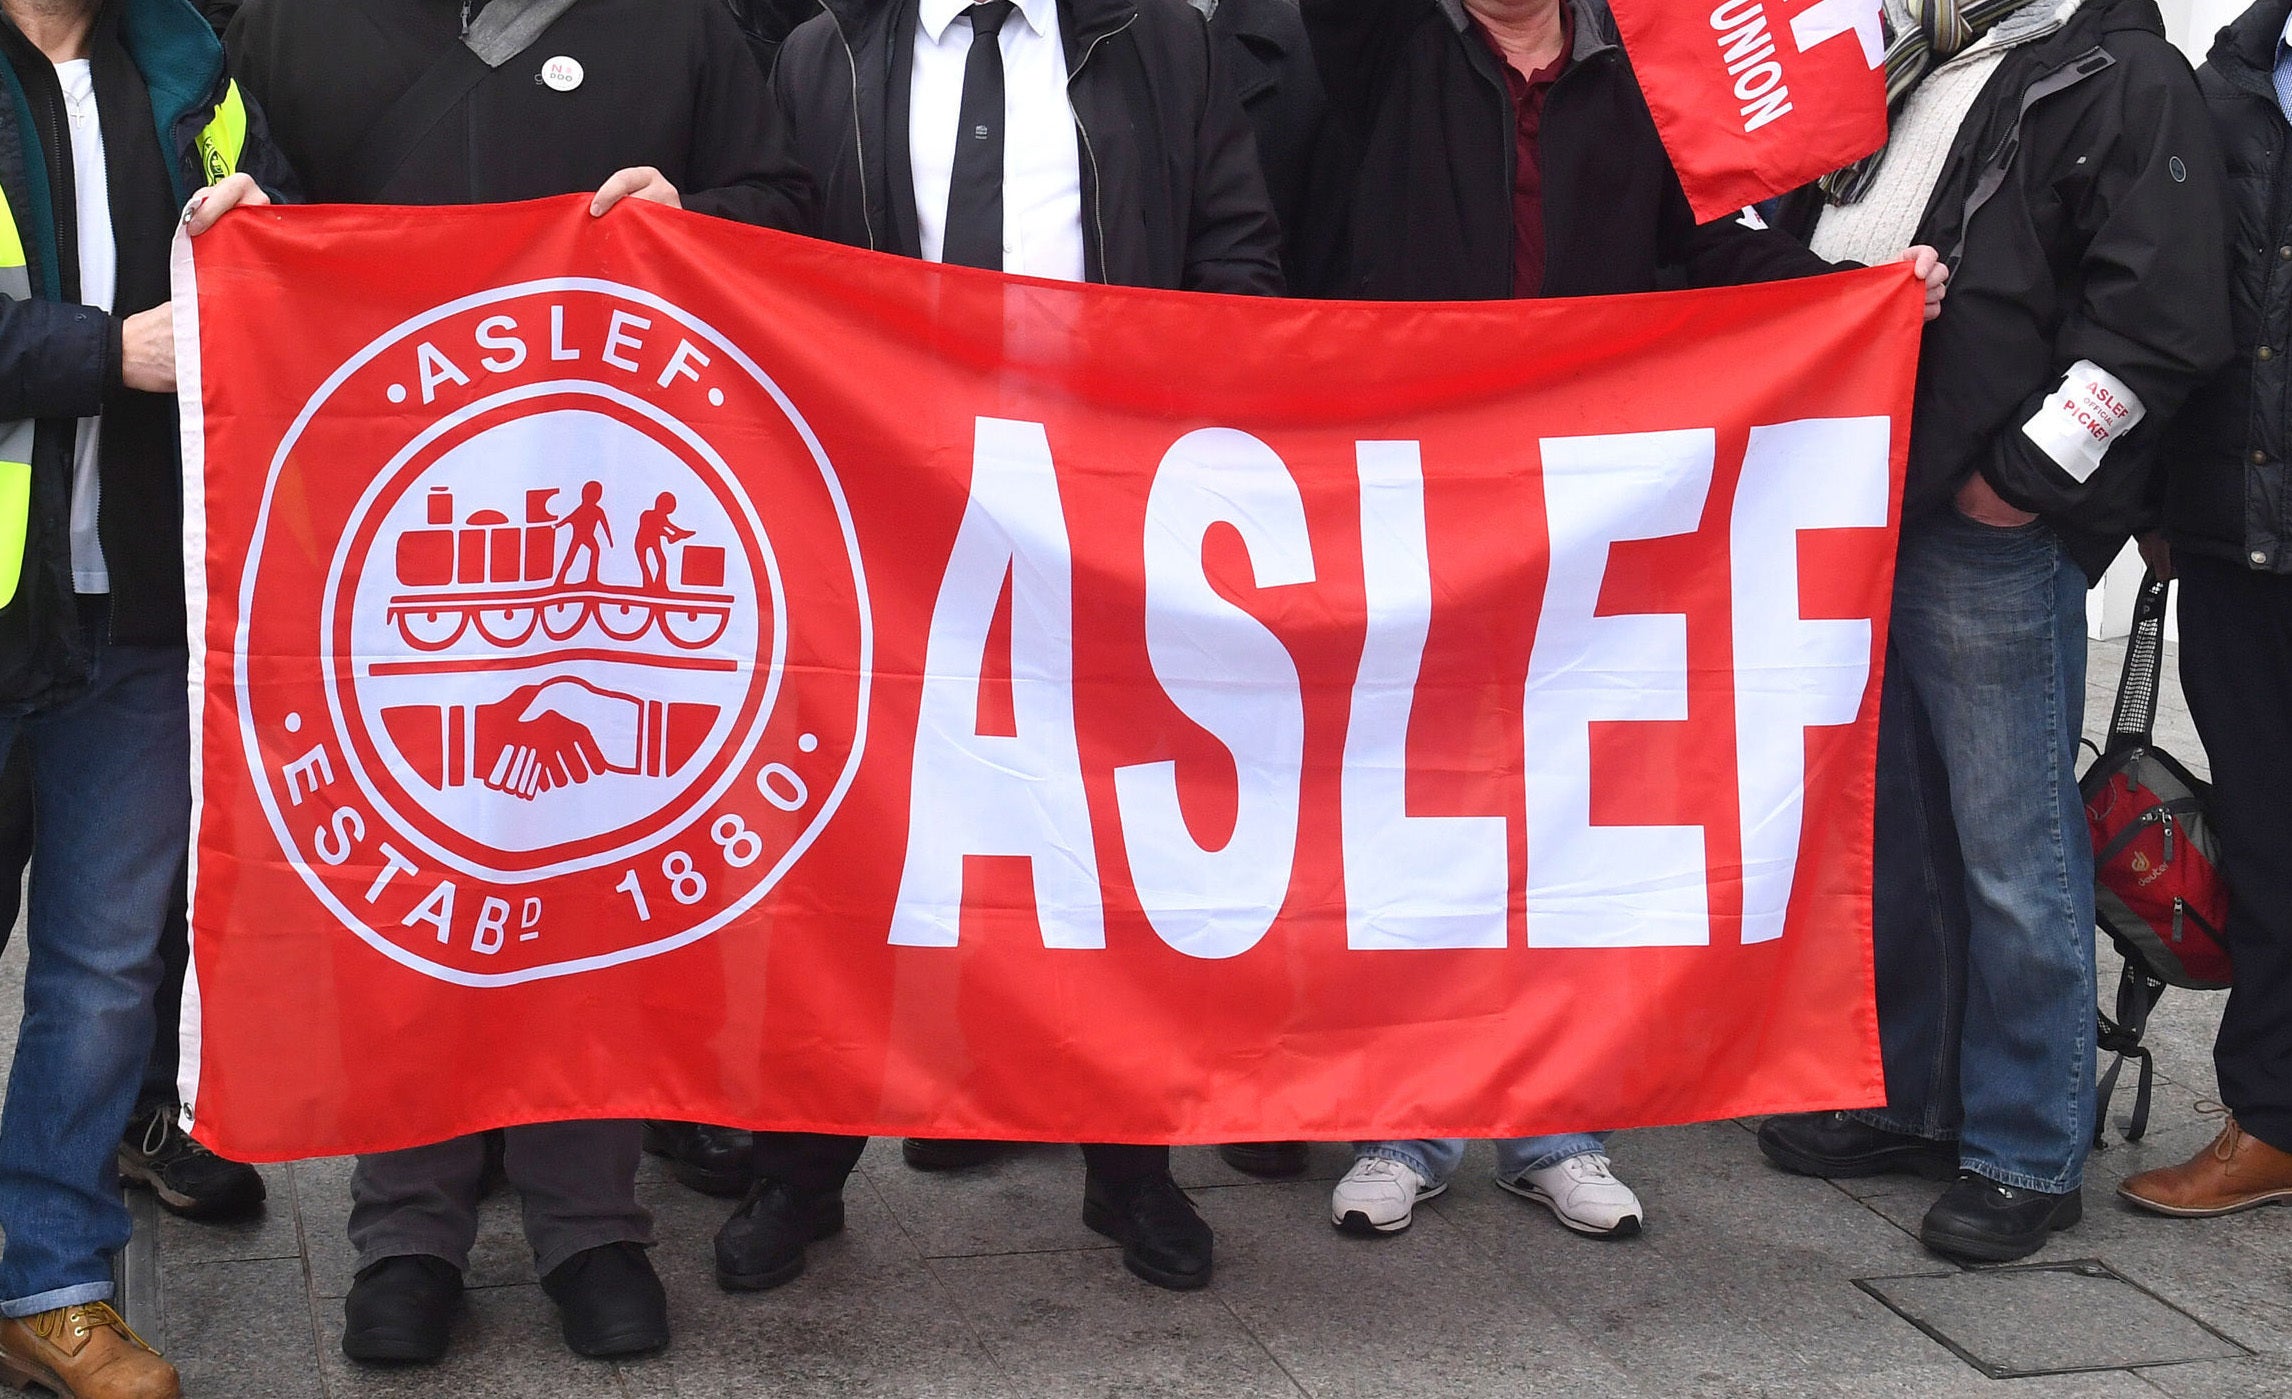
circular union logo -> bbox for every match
[238,281,869,986]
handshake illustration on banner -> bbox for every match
[381,678,722,800]
[479,678,648,800]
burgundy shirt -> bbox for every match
[1473,10,1572,297]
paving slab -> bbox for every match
[2137,1353,2292,1397]
[162,1256,325,1399]
[1857,1259,2247,1378]
[932,1246,1302,1399]
[857,1139,1118,1260]
[1200,1177,1648,1399]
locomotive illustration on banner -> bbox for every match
[385,484,736,652]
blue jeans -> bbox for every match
[0,631,189,1315]
[1853,512,2094,1193]
[1355,1134,1607,1186]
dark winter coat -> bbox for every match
[769,0,1284,293]
[2161,0,2292,573]
[1895,0,2231,581]
[227,0,814,226]
[1213,0,1322,284]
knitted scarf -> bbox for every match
[1820,0,2057,204]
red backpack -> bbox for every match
[2080,571,2232,1143]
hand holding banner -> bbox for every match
[178,199,1918,1160]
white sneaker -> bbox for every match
[1331,1156,1447,1236]
[1496,1152,1644,1238]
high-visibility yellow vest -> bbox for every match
[195,80,246,185]
[0,81,247,612]
[0,183,31,613]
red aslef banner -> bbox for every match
[1611,0,1890,220]
[175,198,1917,1161]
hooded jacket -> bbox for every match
[768,0,1284,293]
[1296,0,1836,300]
[2159,0,2292,574]
[0,0,296,709]
[1893,0,2230,581]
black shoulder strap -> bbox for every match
[2104,569,2172,755]
[338,41,490,203]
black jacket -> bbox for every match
[724,0,825,72]
[1213,0,1322,285]
[0,0,296,708]
[2161,0,2292,573]
[1298,0,1835,300]
[770,0,1284,292]
[228,0,813,226]
[1891,0,2230,582]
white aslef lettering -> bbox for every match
[1523,429,1716,949]
[1115,428,1313,962]
[1730,417,1890,944]
[887,418,1106,950]
[1342,442,1508,950]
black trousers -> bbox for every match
[2177,556,2292,1152]
[752,1134,1169,1196]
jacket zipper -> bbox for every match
[1943,46,2116,270]
[1066,16,1135,283]
[823,8,878,251]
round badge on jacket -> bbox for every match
[541,56,584,92]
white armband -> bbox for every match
[2020,360,2146,484]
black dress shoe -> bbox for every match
[1920,1173,2083,1263]
[1083,1173,1213,1291]
[714,1179,848,1292]
[341,1255,462,1365]
[541,1241,670,1358]
[642,1121,757,1198]
[1218,1142,1309,1179]
[1757,1112,1958,1180]
[901,1138,1010,1171]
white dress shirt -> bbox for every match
[910,0,1087,281]
[57,58,114,595]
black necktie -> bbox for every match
[942,0,1017,271]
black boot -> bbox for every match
[1083,1173,1213,1291]
[643,1121,757,1198]
[1218,1142,1309,1179]
[540,1241,670,1358]
[116,1103,267,1221]
[1756,1112,1958,1180]
[900,1138,1010,1171]
[1920,1173,2083,1263]
[341,1255,462,1365]
[714,1180,847,1292]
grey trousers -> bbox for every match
[349,1120,652,1278]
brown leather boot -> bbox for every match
[2120,1116,2292,1217]
[0,1302,179,1399]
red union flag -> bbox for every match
[174,198,1918,1160]
[1611,0,1890,221]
